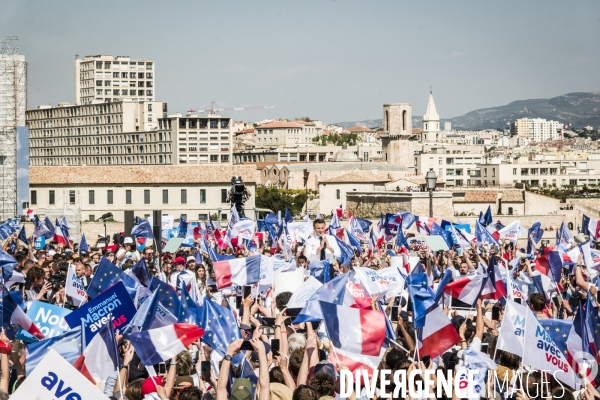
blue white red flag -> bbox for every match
[73,318,118,384]
[213,254,261,289]
[128,324,204,366]
[443,274,488,307]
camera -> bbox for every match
[48,273,65,292]
[229,176,250,217]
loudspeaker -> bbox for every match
[152,210,162,252]
[124,210,134,238]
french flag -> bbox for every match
[53,223,68,246]
[562,246,581,264]
[318,301,387,378]
[419,304,461,359]
[128,323,204,366]
[443,275,488,307]
[335,204,344,219]
[2,287,44,339]
[213,254,261,289]
[480,257,507,300]
[416,216,433,235]
[73,320,118,384]
[26,208,34,222]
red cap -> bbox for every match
[141,376,165,396]
[172,257,186,265]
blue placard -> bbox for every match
[34,236,46,250]
[26,300,72,339]
[64,281,136,343]
[444,223,471,234]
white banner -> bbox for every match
[273,269,305,297]
[496,300,527,356]
[287,276,322,308]
[231,219,256,240]
[352,266,405,297]
[287,222,314,242]
[65,264,87,306]
[523,306,577,389]
[259,255,274,293]
[499,220,524,240]
[11,349,107,400]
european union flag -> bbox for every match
[149,277,180,317]
[78,233,88,252]
[352,217,372,232]
[17,226,28,245]
[0,250,17,279]
[130,258,151,287]
[178,284,202,325]
[200,297,241,357]
[131,220,154,239]
[25,327,83,376]
[284,208,293,224]
[309,260,331,284]
[125,288,161,334]
[333,235,354,266]
[540,319,572,357]
[399,211,417,230]
[406,273,436,329]
[87,257,139,299]
[395,228,407,248]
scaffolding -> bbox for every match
[0,36,27,221]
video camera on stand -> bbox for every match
[228,176,251,217]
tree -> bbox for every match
[255,186,310,217]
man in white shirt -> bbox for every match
[304,218,341,265]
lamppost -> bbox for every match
[425,168,438,218]
[303,169,309,216]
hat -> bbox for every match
[141,376,165,396]
[186,256,196,263]
[451,315,465,328]
[71,254,80,260]
[172,257,186,266]
[231,378,252,400]
[314,361,336,380]
[574,233,586,244]
[269,383,293,400]
[399,310,409,321]
[124,237,133,244]
[173,375,194,389]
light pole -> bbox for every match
[425,168,438,218]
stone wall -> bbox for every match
[346,191,453,219]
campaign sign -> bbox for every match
[27,301,72,339]
[34,236,46,250]
[10,348,107,400]
[65,281,135,343]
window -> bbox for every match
[126,190,132,204]
[210,155,218,162]
[492,168,496,177]
[221,189,228,203]
[162,189,169,204]
[89,215,95,221]
[181,189,187,204]
[144,190,150,204]
[336,189,341,200]
[89,190,95,204]
[49,190,55,205]
[31,190,37,205]
[69,190,76,205]
[513,168,517,175]
[107,190,113,204]
[148,104,153,112]
[198,213,208,220]
[200,189,206,203]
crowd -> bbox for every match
[0,209,599,400]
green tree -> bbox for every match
[255,186,310,217]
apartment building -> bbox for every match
[413,146,485,187]
[75,55,155,105]
[478,154,600,187]
[26,101,172,166]
[233,143,382,164]
[254,121,322,147]
[158,114,233,165]
[29,165,256,223]
[510,118,562,142]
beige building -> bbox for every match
[380,103,416,169]
[318,171,392,215]
[233,143,382,164]
[510,118,562,142]
[29,165,256,223]
[27,101,171,166]
[75,55,155,105]
[158,114,233,165]
[254,121,322,147]
[413,146,485,187]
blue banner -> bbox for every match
[34,236,45,250]
[65,281,136,343]
[26,300,72,339]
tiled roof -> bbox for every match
[397,175,426,185]
[462,191,498,203]
[257,121,302,129]
[412,128,423,134]
[30,165,257,185]
[502,190,524,202]
[320,171,392,183]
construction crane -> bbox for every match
[187,101,275,115]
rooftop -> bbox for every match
[348,125,373,132]
[257,121,302,129]
[501,190,524,202]
[320,171,392,184]
[30,165,256,185]
[462,191,498,203]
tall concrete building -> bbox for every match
[0,37,27,220]
[422,91,440,142]
[74,55,155,105]
[510,118,562,143]
[27,101,171,166]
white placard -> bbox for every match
[273,269,305,297]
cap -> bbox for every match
[314,361,336,380]
[141,376,165,396]
[231,378,252,400]
[574,233,586,244]
[124,237,133,244]
[71,254,80,260]
[451,315,465,328]
[186,256,196,263]
[48,250,56,256]
[172,257,186,266]
[173,375,194,389]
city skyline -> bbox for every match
[2,1,599,123]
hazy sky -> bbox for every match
[2,1,599,123]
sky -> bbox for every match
[2,1,599,123]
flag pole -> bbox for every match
[414,328,420,362]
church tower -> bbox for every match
[422,91,440,142]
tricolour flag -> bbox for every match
[442,274,488,307]
[2,286,44,339]
[213,254,261,289]
[128,324,204,366]
[73,319,118,384]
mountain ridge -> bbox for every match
[333,92,600,130]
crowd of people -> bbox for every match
[0,212,598,400]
